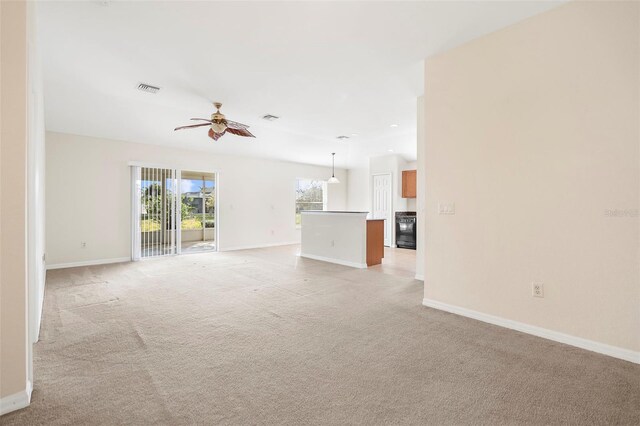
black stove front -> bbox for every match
[395,211,416,250]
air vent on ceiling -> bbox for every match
[336,135,350,140]
[137,83,160,94]
[261,114,280,121]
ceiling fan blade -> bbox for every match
[190,118,213,122]
[174,122,212,131]
[226,127,256,138]
[226,120,250,129]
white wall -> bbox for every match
[424,1,639,358]
[45,132,347,266]
[346,167,370,212]
[27,0,45,346]
[300,212,368,268]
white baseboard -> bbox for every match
[47,243,303,267]
[422,298,640,364]
[46,257,130,270]
[414,274,424,281]
[299,253,367,269]
[0,381,32,416]
[221,241,299,252]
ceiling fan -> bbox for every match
[174,102,255,141]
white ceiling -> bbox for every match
[38,0,562,169]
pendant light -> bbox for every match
[327,153,340,184]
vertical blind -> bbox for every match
[137,167,176,258]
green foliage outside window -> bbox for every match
[140,182,215,231]
[295,179,324,225]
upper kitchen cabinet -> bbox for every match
[402,170,417,198]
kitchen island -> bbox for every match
[300,211,384,268]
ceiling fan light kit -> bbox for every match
[328,152,340,184]
[174,102,255,141]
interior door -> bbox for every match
[372,173,392,246]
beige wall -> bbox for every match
[46,132,348,266]
[0,0,30,402]
[424,0,639,354]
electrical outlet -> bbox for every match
[81,242,87,248]
[532,283,544,298]
[331,240,335,247]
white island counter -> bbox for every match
[300,211,384,268]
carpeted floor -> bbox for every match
[2,245,639,425]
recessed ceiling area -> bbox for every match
[38,1,563,169]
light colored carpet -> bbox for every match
[2,245,639,425]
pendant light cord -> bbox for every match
[332,152,335,177]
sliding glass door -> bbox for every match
[131,166,217,260]
[180,171,216,254]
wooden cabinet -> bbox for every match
[402,170,417,198]
[366,219,385,266]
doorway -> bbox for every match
[372,173,392,247]
[131,166,217,259]
[179,171,216,254]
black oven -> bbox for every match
[395,211,416,250]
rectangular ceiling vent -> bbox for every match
[137,83,160,94]
[261,114,280,121]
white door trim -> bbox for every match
[175,169,182,255]
[130,166,141,261]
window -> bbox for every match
[295,179,327,226]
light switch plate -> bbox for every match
[438,202,456,215]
